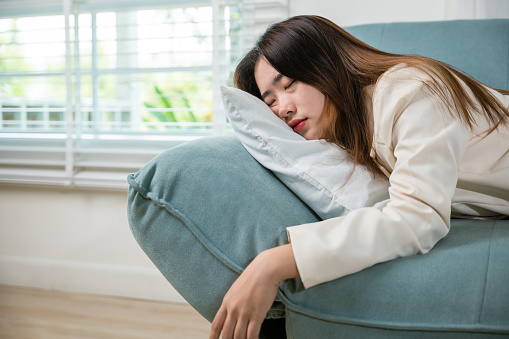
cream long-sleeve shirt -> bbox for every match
[287,65,509,289]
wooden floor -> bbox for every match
[0,285,211,339]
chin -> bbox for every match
[303,135,320,141]
[302,132,321,141]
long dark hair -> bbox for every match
[234,15,509,176]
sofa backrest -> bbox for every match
[345,19,509,91]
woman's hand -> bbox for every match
[209,244,299,339]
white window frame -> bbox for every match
[0,0,289,190]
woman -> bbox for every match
[209,15,509,339]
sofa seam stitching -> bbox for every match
[138,186,245,275]
[477,219,496,326]
[280,297,509,334]
[278,242,508,335]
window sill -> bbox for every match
[0,168,130,191]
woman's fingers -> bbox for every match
[210,310,259,339]
[221,314,237,339]
[209,245,298,338]
[209,289,270,339]
[233,316,248,339]
[209,308,226,339]
[246,318,263,339]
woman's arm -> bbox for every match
[209,244,299,339]
[288,68,471,288]
[209,67,472,337]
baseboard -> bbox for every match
[0,255,186,303]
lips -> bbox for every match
[289,119,307,132]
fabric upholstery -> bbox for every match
[127,135,320,321]
[345,19,509,91]
[281,219,509,338]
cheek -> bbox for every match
[313,95,326,122]
[305,88,326,116]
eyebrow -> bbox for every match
[260,73,283,101]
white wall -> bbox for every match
[289,0,509,27]
[1,0,508,304]
[290,0,446,26]
[0,185,185,303]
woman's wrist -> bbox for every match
[259,244,300,284]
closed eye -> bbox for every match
[285,80,295,90]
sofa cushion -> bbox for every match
[280,218,509,338]
[127,135,320,322]
[221,86,390,221]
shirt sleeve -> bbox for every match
[287,68,471,289]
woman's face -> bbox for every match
[254,57,328,140]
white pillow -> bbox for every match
[220,86,390,220]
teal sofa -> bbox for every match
[127,19,509,338]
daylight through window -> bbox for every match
[0,0,288,189]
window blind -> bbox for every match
[0,0,288,190]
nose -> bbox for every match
[277,99,296,120]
